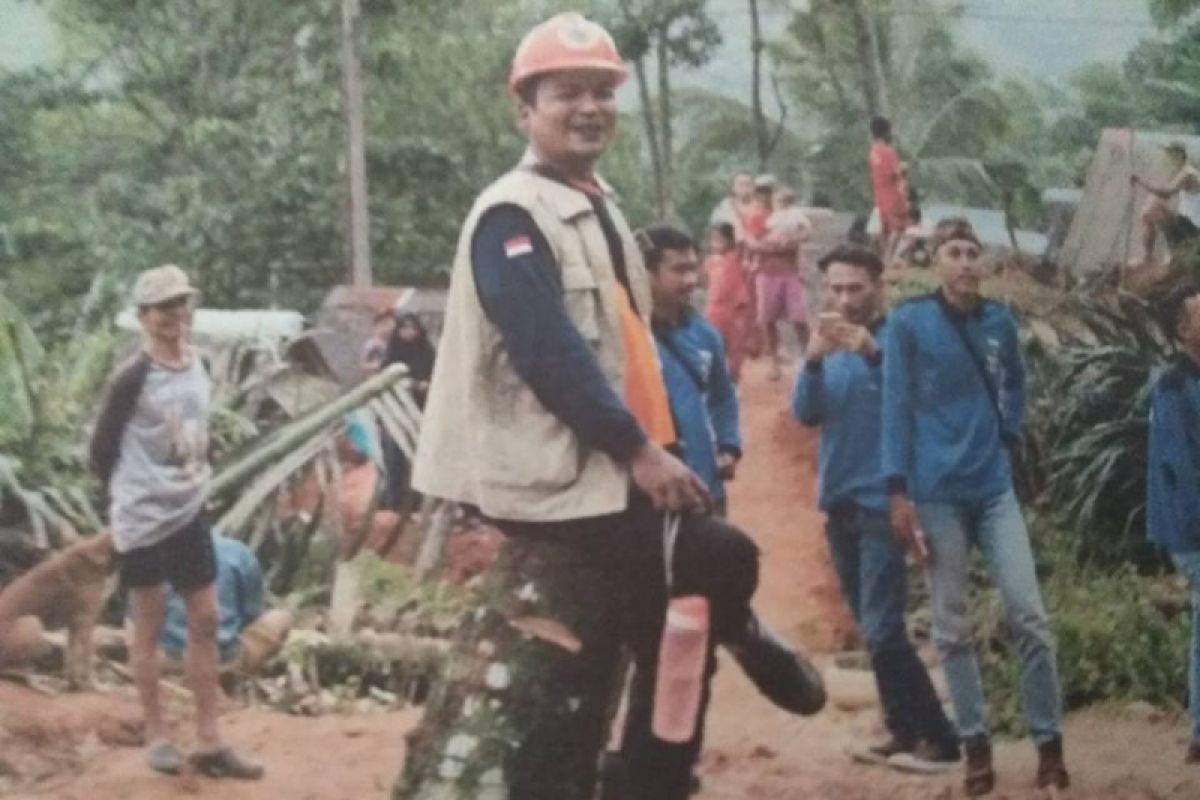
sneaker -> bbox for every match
[1187,740,1200,765]
[888,738,960,775]
[847,736,912,766]
[1035,736,1069,790]
[964,736,995,797]
[189,746,265,780]
[146,740,183,776]
[727,613,825,716]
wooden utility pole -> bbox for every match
[749,0,770,171]
[848,0,890,120]
[341,0,372,287]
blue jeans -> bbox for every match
[917,489,1063,745]
[826,502,957,748]
[1171,551,1200,742]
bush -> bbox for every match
[1024,292,1175,568]
[974,520,1189,736]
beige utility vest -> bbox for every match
[412,158,652,522]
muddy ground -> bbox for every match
[2,358,1199,799]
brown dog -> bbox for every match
[0,531,115,687]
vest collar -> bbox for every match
[518,149,615,221]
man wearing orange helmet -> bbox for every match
[411,13,821,800]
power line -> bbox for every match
[706,5,1156,29]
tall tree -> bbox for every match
[848,0,890,119]
[611,0,721,217]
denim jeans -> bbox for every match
[917,489,1063,745]
[1171,551,1200,742]
[826,502,957,748]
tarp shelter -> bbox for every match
[867,204,1048,257]
[311,286,447,388]
[116,308,305,345]
[1059,128,1200,277]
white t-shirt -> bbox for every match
[766,206,813,238]
[109,354,211,552]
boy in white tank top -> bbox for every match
[1132,141,1200,267]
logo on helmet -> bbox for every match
[559,15,601,50]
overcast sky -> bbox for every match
[0,0,1156,85]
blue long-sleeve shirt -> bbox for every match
[470,203,647,463]
[159,534,264,661]
[881,292,1025,503]
[653,310,741,500]
[1146,358,1200,553]
[792,318,889,512]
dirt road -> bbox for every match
[2,358,1199,799]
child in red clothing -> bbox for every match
[739,180,774,360]
[704,223,749,381]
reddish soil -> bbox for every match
[2,357,1199,799]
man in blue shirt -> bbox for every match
[643,225,743,516]
[793,245,958,774]
[882,218,1067,796]
[597,223,823,798]
[1147,283,1200,764]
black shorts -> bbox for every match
[120,514,217,594]
[1165,214,1200,247]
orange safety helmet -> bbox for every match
[507,12,628,96]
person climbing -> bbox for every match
[1131,141,1200,268]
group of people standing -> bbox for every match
[706,173,813,382]
[406,10,1076,800]
[85,8,1200,799]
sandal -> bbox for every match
[189,746,265,780]
[146,739,184,775]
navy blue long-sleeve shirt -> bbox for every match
[792,318,889,512]
[470,203,647,463]
[881,292,1025,503]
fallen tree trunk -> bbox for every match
[393,534,625,800]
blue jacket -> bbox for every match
[159,534,264,661]
[1146,359,1200,553]
[792,318,889,512]
[653,310,741,501]
[881,292,1025,503]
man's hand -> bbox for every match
[630,442,711,512]
[716,451,739,482]
[838,324,879,359]
[888,493,929,565]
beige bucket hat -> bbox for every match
[133,264,199,307]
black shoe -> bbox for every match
[727,613,825,715]
[847,735,913,766]
[1035,735,1069,790]
[888,738,960,774]
[964,736,995,797]
[188,747,264,780]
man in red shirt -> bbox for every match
[869,116,910,259]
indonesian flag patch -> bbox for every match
[504,235,533,258]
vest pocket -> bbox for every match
[476,388,586,491]
[561,262,602,343]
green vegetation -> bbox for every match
[977,518,1190,735]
